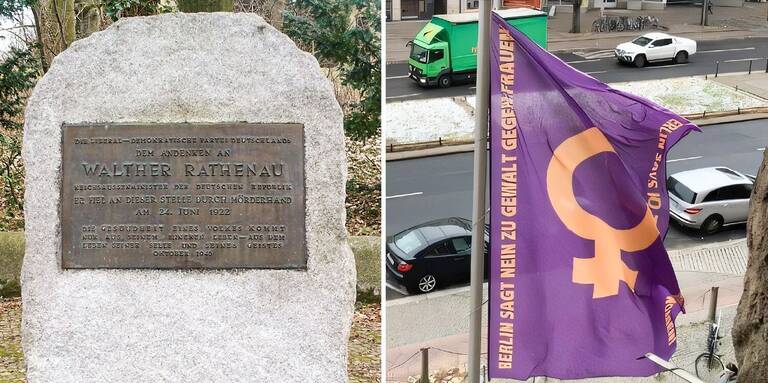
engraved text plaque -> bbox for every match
[61,123,306,269]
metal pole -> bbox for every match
[707,286,719,323]
[469,1,491,383]
[493,0,501,9]
[704,0,709,26]
[643,353,706,383]
[749,59,753,74]
[715,61,719,77]
[420,348,429,383]
[701,0,706,25]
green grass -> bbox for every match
[0,233,23,298]
[349,236,380,303]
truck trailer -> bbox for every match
[408,8,547,88]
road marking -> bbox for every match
[566,59,603,64]
[667,156,702,163]
[699,47,756,54]
[386,191,423,199]
[644,64,689,69]
[469,86,476,89]
[386,74,410,79]
[386,282,410,297]
[758,147,765,151]
[575,49,616,60]
[585,70,607,75]
[723,57,764,63]
[386,93,424,100]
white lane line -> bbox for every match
[723,57,764,63]
[699,47,756,54]
[758,147,765,151]
[385,282,410,297]
[644,64,689,69]
[667,156,703,163]
[566,59,603,64]
[386,191,423,199]
[585,70,607,75]
[387,75,410,79]
[386,93,424,100]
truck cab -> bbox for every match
[408,25,452,87]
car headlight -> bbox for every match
[420,78,426,83]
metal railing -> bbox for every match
[386,106,768,154]
[714,57,768,77]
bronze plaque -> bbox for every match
[61,123,306,269]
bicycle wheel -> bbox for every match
[592,20,601,32]
[695,353,724,381]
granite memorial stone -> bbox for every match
[22,13,355,382]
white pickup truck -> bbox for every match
[615,32,697,68]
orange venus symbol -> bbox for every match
[546,127,660,299]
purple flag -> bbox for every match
[488,13,698,380]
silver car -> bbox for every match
[667,167,755,234]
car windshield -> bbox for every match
[393,230,425,255]
[410,44,428,63]
[632,36,652,47]
[667,176,697,204]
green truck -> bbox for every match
[407,8,548,88]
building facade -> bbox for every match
[386,0,480,21]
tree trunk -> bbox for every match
[733,151,768,380]
[571,0,581,33]
[177,0,234,12]
[30,5,49,73]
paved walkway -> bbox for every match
[713,71,768,100]
[386,239,748,382]
[386,3,768,63]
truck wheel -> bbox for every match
[674,51,688,64]
[633,54,646,68]
[438,75,452,88]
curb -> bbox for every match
[548,26,752,44]
[386,113,768,162]
[668,238,748,275]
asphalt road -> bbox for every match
[385,119,767,299]
[386,36,768,102]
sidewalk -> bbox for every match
[386,239,748,382]
[386,3,768,63]
[713,71,768,99]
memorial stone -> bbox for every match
[22,13,355,382]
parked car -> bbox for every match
[386,217,488,294]
[615,32,697,67]
[667,167,755,235]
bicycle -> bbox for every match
[695,312,725,381]
[590,15,662,33]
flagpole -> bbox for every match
[469,1,492,383]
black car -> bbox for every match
[386,217,488,294]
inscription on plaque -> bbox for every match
[61,123,306,269]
